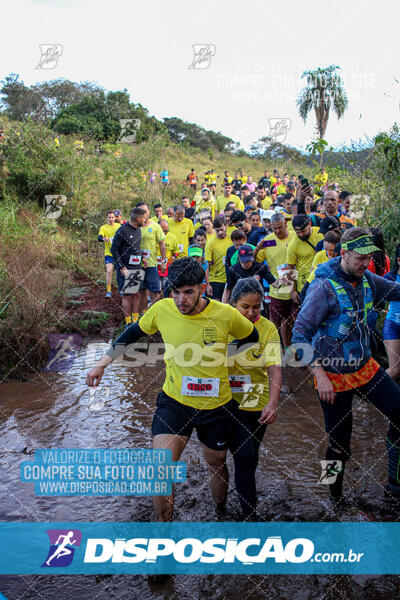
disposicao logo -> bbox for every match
[42,529,82,567]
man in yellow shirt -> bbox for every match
[158,219,179,293]
[314,167,328,191]
[239,169,248,184]
[153,203,168,223]
[256,185,273,209]
[254,212,296,347]
[98,210,121,298]
[137,202,167,310]
[167,205,195,257]
[86,257,259,522]
[286,214,324,304]
[205,216,232,300]
[216,182,244,213]
[195,187,216,217]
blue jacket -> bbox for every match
[292,257,400,373]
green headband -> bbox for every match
[341,234,381,255]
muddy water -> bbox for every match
[0,342,399,599]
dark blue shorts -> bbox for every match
[104,255,114,265]
[151,391,238,451]
[383,318,400,341]
[140,266,161,293]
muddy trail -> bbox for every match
[1,329,400,599]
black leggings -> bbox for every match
[228,409,267,517]
[319,367,400,473]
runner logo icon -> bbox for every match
[42,529,82,567]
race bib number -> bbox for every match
[142,249,151,259]
[228,374,251,393]
[128,255,141,266]
[181,376,220,397]
[121,269,145,294]
[178,244,184,252]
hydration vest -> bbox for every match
[320,277,375,340]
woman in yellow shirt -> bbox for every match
[228,278,282,518]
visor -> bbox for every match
[341,235,380,255]
[188,247,203,258]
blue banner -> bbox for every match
[0,522,399,574]
[20,449,186,496]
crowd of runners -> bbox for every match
[89,166,400,525]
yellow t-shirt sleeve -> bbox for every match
[99,226,105,237]
[188,220,194,237]
[263,322,282,367]
[255,248,266,263]
[155,225,165,243]
[138,303,159,335]
[230,308,254,339]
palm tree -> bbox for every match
[297,65,348,165]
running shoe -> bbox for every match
[105,291,112,298]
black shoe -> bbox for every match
[147,573,170,585]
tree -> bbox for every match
[297,65,348,164]
[163,117,235,153]
[250,136,306,163]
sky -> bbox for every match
[2,0,400,152]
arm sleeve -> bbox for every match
[230,308,255,339]
[189,220,194,237]
[226,267,237,291]
[106,323,146,361]
[260,264,276,285]
[156,225,165,243]
[263,322,282,367]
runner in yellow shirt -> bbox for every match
[137,202,166,311]
[195,187,216,217]
[286,215,324,303]
[167,205,195,257]
[254,211,295,347]
[216,182,244,213]
[98,210,121,297]
[153,203,168,223]
[86,257,259,522]
[205,216,232,300]
[157,219,179,293]
[228,277,281,518]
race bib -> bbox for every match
[181,376,220,397]
[128,255,141,266]
[264,292,271,304]
[276,263,288,278]
[178,244,184,252]
[156,256,162,266]
[142,249,151,259]
[228,374,251,393]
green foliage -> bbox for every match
[163,117,235,153]
[297,65,348,140]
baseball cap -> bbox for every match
[341,234,380,255]
[319,216,341,235]
[188,245,203,258]
[114,210,122,216]
[292,215,311,230]
[201,187,210,195]
[237,244,254,262]
[339,191,352,200]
